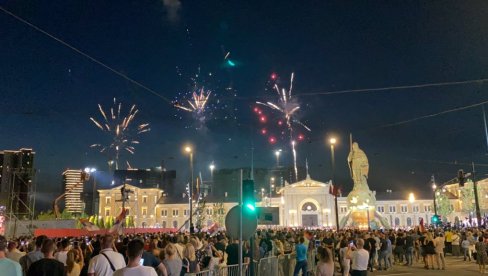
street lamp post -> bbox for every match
[329,137,339,230]
[432,176,438,216]
[184,146,194,233]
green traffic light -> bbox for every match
[245,203,255,211]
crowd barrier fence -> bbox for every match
[187,251,316,276]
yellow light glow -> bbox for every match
[409,192,415,203]
[329,137,337,145]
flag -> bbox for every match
[419,217,426,233]
[109,208,127,234]
[79,218,100,231]
[329,184,339,196]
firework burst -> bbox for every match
[173,87,211,114]
[255,73,310,181]
[89,98,150,169]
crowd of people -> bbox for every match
[0,226,487,276]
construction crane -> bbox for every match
[53,171,88,219]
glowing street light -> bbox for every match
[183,144,194,233]
[84,167,96,173]
[329,137,337,145]
[209,162,215,179]
[274,149,282,167]
[409,192,415,203]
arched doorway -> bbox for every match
[301,202,318,227]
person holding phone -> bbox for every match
[346,239,369,276]
[113,239,157,276]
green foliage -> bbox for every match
[60,209,73,219]
[98,217,105,228]
[37,210,56,220]
[460,180,475,212]
[128,216,135,227]
[104,216,112,228]
[437,192,453,218]
[195,200,207,229]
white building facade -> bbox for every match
[99,176,487,229]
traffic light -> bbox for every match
[431,214,441,225]
[242,180,256,212]
[458,169,465,187]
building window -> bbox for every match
[104,208,110,217]
[424,205,431,212]
[206,209,213,215]
[401,205,407,213]
[162,221,167,228]
[413,205,419,213]
[105,197,111,205]
[143,196,147,204]
[377,206,384,213]
[142,207,147,216]
[184,209,189,216]
[173,220,178,228]
[389,206,396,213]
[172,209,179,217]
[218,209,225,215]
[161,210,168,217]
[339,207,348,214]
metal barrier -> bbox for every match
[217,263,250,276]
[189,251,317,276]
[257,256,279,276]
[186,270,212,276]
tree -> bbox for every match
[98,217,105,228]
[194,200,207,229]
[437,192,453,218]
[37,210,56,220]
[460,180,475,212]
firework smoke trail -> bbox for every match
[256,73,310,181]
[89,98,150,169]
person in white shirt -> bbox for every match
[113,239,157,276]
[54,239,70,266]
[88,235,126,276]
[451,232,461,257]
[346,238,369,276]
[6,241,25,263]
[433,233,445,270]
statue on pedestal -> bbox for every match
[339,136,391,229]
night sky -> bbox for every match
[2,1,488,209]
